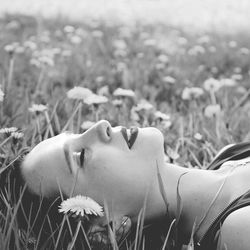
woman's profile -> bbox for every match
[19,120,250,250]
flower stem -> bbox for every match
[7,56,15,93]
[62,102,82,132]
[44,110,54,137]
[67,220,81,250]
[36,117,42,142]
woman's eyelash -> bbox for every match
[79,148,85,167]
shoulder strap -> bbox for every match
[207,142,250,170]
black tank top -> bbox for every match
[194,142,250,250]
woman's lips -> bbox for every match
[121,127,139,149]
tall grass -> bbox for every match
[0,13,250,249]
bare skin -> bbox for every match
[21,120,250,249]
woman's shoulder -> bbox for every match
[218,205,250,250]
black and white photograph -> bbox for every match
[0,1,250,249]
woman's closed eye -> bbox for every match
[73,148,86,168]
[80,148,85,167]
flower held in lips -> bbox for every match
[59,195,104,217]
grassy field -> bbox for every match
[0,14,250,249]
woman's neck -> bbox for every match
[146,162,229,242]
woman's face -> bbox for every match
[22,120,165,218]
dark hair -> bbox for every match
[0,156,89,249]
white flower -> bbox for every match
[23,40,37,51]
[236,86,246,94]
[194,133,203,140]
[6,20,20,30]
[0,127,18,134]
[166,147,180,160]
[113,88,136,98]
[113,39,127,50]
[204,104,221,118]
[112,99,123,107]
[161,120,172,129]
[11,131,24,139]
[59,195,104,217]
[203,78,222,92]
[28,104,47,113]
[231,74,243,81]
[162,76,176,84]
[64,25,75,33]
[96,76,105,83]
[158,54,169,64]
[143,39,156,46]
[220,78,236,87]
[67,87,93,100]
[84,94,108,105]
[209,46,216,53]
[178,37,188,46]
[38,56,54,67]
[114,49,127,57]
[197,35,210,44]
[134,99,154,111]
[181,87,204,100]
[130,107,140,121]
[81,121,95,130]
[0,89,4,102]
[234,67,242,73]
[155,63,165,70]
[188,45,205,56]
[4,42,19,54]
[154,111,170,120]
[70,35,82,44]
[97,85,109,96]
[240,48,250,55]
[228,41,237,48]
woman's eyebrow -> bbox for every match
[63,143,73,174]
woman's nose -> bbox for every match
[94,120,112,143]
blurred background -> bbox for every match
[1,0,250,33]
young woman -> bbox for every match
[20,120,250,250]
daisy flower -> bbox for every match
[154,111,170,121]
[97,85,109,96]
[0,127,18,134]
[203,78,222,92]
[28,104,47,114]
[112,99,123,107]
[11,132,24,139]
[67,86,93,100]
[113,88,136,98]
[162,76,176,84]
[0,89,4,102]
[113,39,127,50]
[204,104,221,118]
[84,94,108,105]
[194,133,203,141]
[134,99,154,112]
[81,121,95,130]
[181,87,204,100]
[58,195,104,217]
